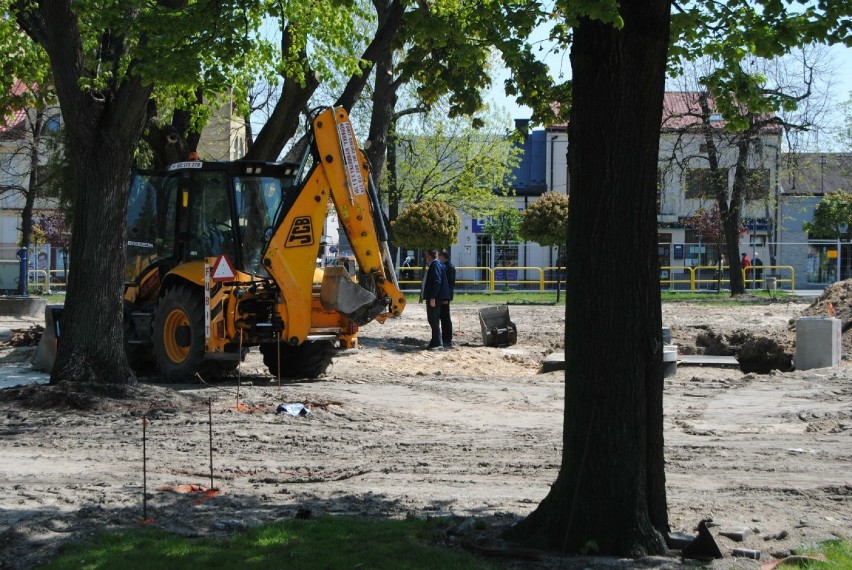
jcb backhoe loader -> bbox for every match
[122,107,406,381]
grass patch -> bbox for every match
[660,290,791,303]
[404,291,565,305]
[787,539,852,568]
[40,517,495,570]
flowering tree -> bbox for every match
[684,205,747,259]
[684,205,747,290]
[39,213,71,274]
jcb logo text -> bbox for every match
[286,217,314,247]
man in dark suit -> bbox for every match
[421,249,450,349]
[438,250,455,348]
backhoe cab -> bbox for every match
[123,107,405,382]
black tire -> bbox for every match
[260,340,333,380]
[123,302,156,374]
[152,285,206,382]
[214,348,249,373]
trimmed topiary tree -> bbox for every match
[520,192,569,299]
[391,200,461,251]
[520,192,569,246]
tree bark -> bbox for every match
[508,0,671,556]
[364,40,398,181]
[725,138,751,295]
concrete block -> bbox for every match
[795,317,841,370]
[541,351,565,373]
[663,344,678,377]
[719,528,751,542]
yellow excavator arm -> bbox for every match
[261,107,406,344]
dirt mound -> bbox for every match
[799,279,852,324]
[0,381,204,412]
[693,328,794,373]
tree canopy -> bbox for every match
[390,104,522,216]
[482,204,522,245]
[804,191,852,239]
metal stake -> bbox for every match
[142,415,148,520]
[208,398,214,490]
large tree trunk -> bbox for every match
[51,142,137,384]
[508,0,671,556]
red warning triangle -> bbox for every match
[211,255,236,282]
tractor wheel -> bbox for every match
[123,302,155,374]
[260,340,334,380]
[152,285,206,382]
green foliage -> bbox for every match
[668,1,850,134]
[482,205,521,244]
[796,538,852,569]
[804,191,852,239]
[490,1,851,127]
[40,517,495,570]
[519,192,569,247]
[1,1,366,146]
[391,200,460,250]
[40,125,74,214]
[0,5,51,114]
[391,104,521,216]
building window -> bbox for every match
[43,114,61,134]
[744,168,770,201]
[685,168,726,199]
[658,233,672,270]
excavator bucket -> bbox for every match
[478,305,518,347]
[320,266,385,325]
[32,304,63,372]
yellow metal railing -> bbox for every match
[744,265,795,291]
[397,266,494,291]
[663,265,796,292]
[660,266,695,290]
[543,266,567,289]
[395,264,796,292]
[27,269,49,293]
[493,266,546,290]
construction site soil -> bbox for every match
[1,293,851,569]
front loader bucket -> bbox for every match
[320,266,385,325]
[32,305,63,372]
[478,305,518,348]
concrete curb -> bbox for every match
[0,297,47,318]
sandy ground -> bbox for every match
[0,299,850,569]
